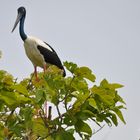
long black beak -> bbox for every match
[11,13,22,32]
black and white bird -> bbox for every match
[12,7,66,80]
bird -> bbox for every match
[12,6,66,80]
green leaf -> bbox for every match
[6,115,23,137]
[88,98,98,110]
[115,93,126,104]
[105,112,118,126]
[64,61,77,73]
[100,79,108,87]
[44,72,65,91]
[0,91,30,109]
[32,118,48,138]
[0,91,18,107]
[100,79,123,90]
[20,107,33,122]
[110,83,124,89]
[11,84,29,96]
[71,77,88,92]
[35,89,45,103]
[110,113,118,126]
[75,67,96,82]
[0,123,4,138]
[67,128,75,135]
[16,93,30,103]
[53,131,75,140]
[92,86,115,106]
[75,119,92,136]
[46,65,64,76]
[64,114,77,126]
[0,70,13,86]
[0,100,4,112]
[104,118,112,126]
[113,108,126,124]
[76,110,95,120]
[10,123,23,137]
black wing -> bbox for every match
[37,42,66,77]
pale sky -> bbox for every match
[0,1,140,140]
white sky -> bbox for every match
[0,1,140,140]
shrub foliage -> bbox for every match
[0,61,126,140]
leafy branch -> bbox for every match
[0,61,126,140]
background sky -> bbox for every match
[0,1,140,140]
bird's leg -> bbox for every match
[43,63,47,73]
[34,66,39,81]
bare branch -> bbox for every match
[92,124,105,135]
[48,106,52,120]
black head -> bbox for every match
[11,7,26,32]
[17,7,26,16]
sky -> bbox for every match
[0,0,140,139]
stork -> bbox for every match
[12,7,66,80]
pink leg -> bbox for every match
[43,64,47,73]
[34,66,39,81]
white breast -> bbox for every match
[24,36,51,68]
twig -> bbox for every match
[92,124,105,135]
[56,104,62,124]
[48,106,52,120]
[53,107,74,122]
[90,118,101,127]
[39,107,48,127]
[64,97,68,111]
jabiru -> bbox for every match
[12,7,66,80]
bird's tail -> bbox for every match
[62,67,66,77]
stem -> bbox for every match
[56,104,62,124]
[64,96,68,111]
[53,108,73,122]
[90,118,101,127]
[39,107,48,127]
[92,124,105,135]
[48,106,52,120]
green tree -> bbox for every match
[0,55,126,140]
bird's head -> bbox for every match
[12,7,26,32]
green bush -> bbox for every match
[0,61,126,140]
